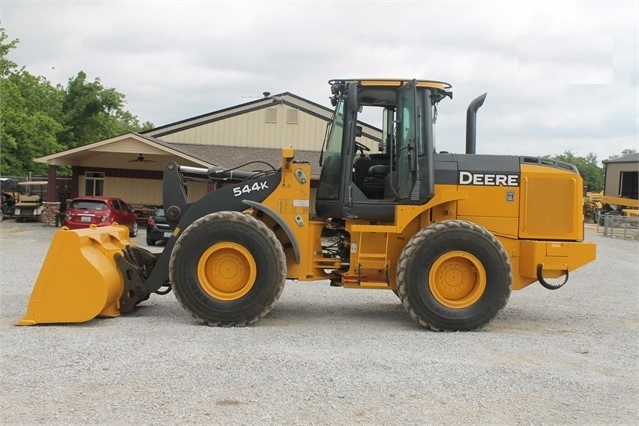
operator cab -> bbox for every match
[315,79,452,222]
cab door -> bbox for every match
[395,80,419,201]
[396,80,436,205]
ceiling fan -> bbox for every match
[129,154,154,163]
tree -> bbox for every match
[546,150,604,192]
[0,27,154,176]
[0,29,64,175]
[59,71,152,148]
[0,71,64,175]
[606,148,638,161]
[0,27,18,77]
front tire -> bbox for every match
[169,211,286,326]
[397,220,512,331]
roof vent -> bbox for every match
[263,92,271,98]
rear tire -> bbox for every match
[169,211,286,326]
[397,220,512,331]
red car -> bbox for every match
[63,196,139,237]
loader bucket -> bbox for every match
[16,225,132,326]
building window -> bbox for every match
[287,109,299,124]
[265,108,277,123]
[620,171,638,199]
[85,172,104,196]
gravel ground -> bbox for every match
[0,220,637,425]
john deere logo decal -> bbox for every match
[459,171,519,187]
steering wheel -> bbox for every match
[355,141,370,155]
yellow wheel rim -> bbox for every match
[428,251,486,308]
[197,242,257,301]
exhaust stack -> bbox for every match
[465,93,487,154]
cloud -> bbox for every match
[1,0,637,162]
[516,35,613,84]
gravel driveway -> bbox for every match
[1,221,637,424]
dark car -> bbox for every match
[63,196,138,237]
[146,207,174,246]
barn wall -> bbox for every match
[77,175,210,206]
[157,103,380,151]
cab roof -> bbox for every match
[329,79,452,90]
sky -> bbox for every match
[1,0,638,163]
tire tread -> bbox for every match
[397,220,512,331]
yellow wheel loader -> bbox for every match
[17,79,596,330]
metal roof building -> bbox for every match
[37,92,382,209]
[602,153,639,201]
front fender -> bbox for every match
[243,199,301,265]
